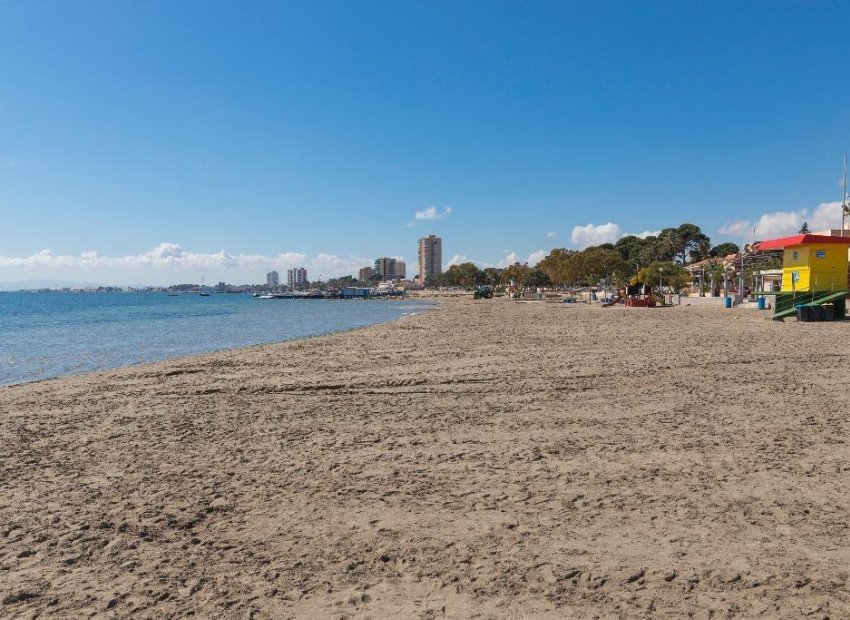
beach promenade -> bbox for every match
[2,300,849,618]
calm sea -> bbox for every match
[0,292,433,387]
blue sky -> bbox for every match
[2,1,850,284]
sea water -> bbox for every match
[0,292,433,386]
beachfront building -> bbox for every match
[684,244,784,298]
[418,235,442,282]
[358,266,373,282]
[756,234,850,292]
[396,260,406,279]
[374,257,399,281]
[287,267,308,290]
[266,271,279,287]
[340,286,371,299]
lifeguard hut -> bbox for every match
[754,234,850,320]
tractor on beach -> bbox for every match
[473,285,495,299]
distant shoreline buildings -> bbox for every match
[254,236,444,290]
[287,267,307,290]
[373,257,406,281]
[418,234,442,282]
[350,236,440,287]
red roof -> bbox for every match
[755,234,850,250]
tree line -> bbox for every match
[426,223,741,290]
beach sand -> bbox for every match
[2,299,849,618]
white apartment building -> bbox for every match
[287,267,307,289]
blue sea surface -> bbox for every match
[0,292,434,386]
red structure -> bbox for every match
[625,283,656,307]
[604,283,657,308]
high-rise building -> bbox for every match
[373,257,398,281]
[266,271,279,287]
[396,261,406,279]
[358,266,374,282]
[418,235,442,282]
[287,267,307,289]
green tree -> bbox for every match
[704,260,727,296]
[501,262,531,286]
[526,268,552,288]
[690,235,713,263]
[481,267,503,286]
[636,261,692,293]
[635,235,670,266]
[799,221,811,234]
[328,275,357,288]
[710,242,740,257]
[614,235,647,264]
[537,249,578,286]
[445,262,482,288]
[573,248,631,286]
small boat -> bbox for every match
[199,292,210,297]
[256,294,274,299]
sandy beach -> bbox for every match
[2,299,849,618]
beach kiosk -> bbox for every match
[754,234,850,320]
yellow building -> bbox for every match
[757,234,850,292]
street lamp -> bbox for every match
[658,267,664,293]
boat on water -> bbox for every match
[256,294,274,299]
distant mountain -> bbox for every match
[0,279,107,291]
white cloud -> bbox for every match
[445,254,496,270]
[446,254,470,267]
[446,249,545,270]
[631,229,661,239]
[545,231,557,238]
[414,206,452,220]
[498,251,520,267]
[527,250,546,266]
[0,243,370,284]
[719,200,843,240]
[570,222,621,248]
[718,220,752,237]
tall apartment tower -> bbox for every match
[266,271,279,287]
[287,267,307,289]
[373,257,397,281]
[418,235,442,282]
[396,260,406,279]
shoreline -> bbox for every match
[0,298,438,390]
[2,300,850,617]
